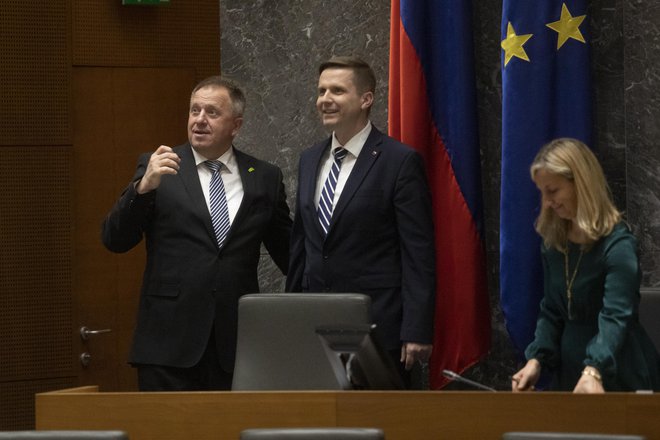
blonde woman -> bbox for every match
[511,138,660,393]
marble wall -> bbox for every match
[625,0,660,286]
[220,0,660,389]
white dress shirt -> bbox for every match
[193,145,244,224]
[314,122,372,211]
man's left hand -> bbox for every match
[401,343,433,370]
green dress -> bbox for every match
[525,223,660,391]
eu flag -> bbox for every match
[500,1,592,354]
[390,0,490,388]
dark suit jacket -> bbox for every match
[102,143,291,372]
[286,126,435,349]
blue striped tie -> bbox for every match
[318,147,348,235]
[204,160,231,247]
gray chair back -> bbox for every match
[503,432,645,440]
[0,432,128,440]
[240,428,384,440]
[231,293,371,390]
[640,287,660,352]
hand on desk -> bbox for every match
[512,358,540,392]
[574,367,605,394]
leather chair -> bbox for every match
[240,428,384,440]
[502,432,645,440]
[0,432,128,440]
[231,293,371,390]
[639,287,660,352]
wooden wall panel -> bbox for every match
[0,1,71,145]
[72,0,220,79]
[1,0,220,429]
[0,147,74,382]
[0,379,74,431]
[0,146,74,430]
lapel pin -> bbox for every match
[248,167,255,172]
[371,150,378,156]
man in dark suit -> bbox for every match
[102,76,292,391]
[286,56,435,385]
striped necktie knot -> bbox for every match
[334,147,348,161]
[205,160,222,173]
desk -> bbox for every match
[36,387,660,440]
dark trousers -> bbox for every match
[136,331,233,391]
[388,348,412,389]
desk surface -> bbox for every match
[36,387,660,440]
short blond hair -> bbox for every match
[530,138,621,250]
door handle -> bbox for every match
[79,326,112,341]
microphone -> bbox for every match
[442,369,496,392]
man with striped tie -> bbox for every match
[286,56,436,387]
[102,76,292,391]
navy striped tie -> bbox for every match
[204,160,231,247]
[318,147,348,235]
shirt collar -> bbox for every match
[331,121,372,158]
[192,145,236,171]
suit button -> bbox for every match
[323,255,329,260]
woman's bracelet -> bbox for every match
[581,367,602,382]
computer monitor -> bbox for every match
[316,324,405,390]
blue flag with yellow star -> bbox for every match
[500,1,592,355]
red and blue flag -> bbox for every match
[389,0,490,388]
